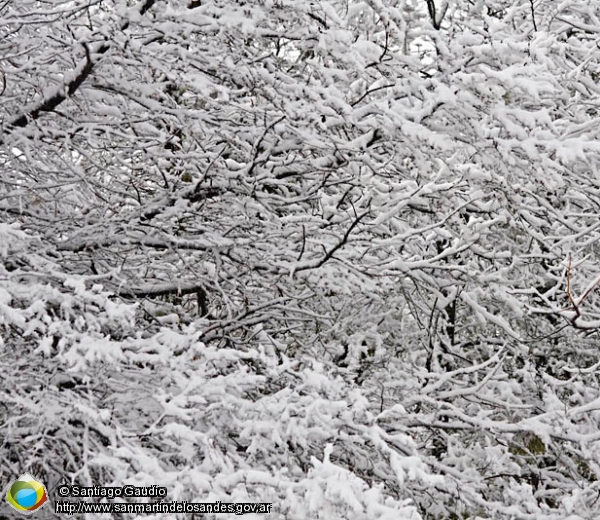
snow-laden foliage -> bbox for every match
[0,227,424,519]
[2,0,600,518]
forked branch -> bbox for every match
[0,0,157,144]
[565,253,600,328]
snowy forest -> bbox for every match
[2,0,600,518]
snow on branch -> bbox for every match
[0,0,158,144]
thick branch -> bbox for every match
[116,282,208,316]
[425,0,447,30]
[56,234,232,252]
[0,0,157,143]
[426,0,437,28]
[5,43,101,132]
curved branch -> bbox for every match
[5,43,99,132]
[0,0,157,143]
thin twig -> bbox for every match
[529,0,538,31]
[566,253,578,317]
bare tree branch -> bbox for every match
[530,0,538,32]
[116,281,208,316]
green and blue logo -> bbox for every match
[5,474,48,514]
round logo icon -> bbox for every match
[5,473,48,514]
